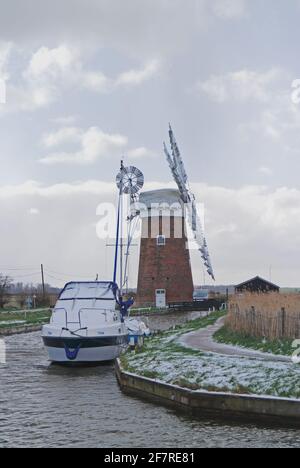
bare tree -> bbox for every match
[0,275,13,309]
[34,284,51,307]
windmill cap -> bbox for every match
[136,189,184,217]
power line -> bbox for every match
[45,272,91,283]
[44,267,95,279]
[0,267,38,271]
[1,265,100,284]
[2,272,41,279]
[44,273,67,283]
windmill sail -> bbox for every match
[164,125,215,281]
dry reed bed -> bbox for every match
[227,293,300,340]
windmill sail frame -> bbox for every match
[164,125,215,281]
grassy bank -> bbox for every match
[130,307,170,316]
[214,326,295,357]
[0,309,51,329]
[121,311,300,399]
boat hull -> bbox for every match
[42,335,128,363]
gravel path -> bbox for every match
[180,316,291,363]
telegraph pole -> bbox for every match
[41,264,45,303]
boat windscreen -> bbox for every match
[59,282,116,301]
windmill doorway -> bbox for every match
[156,289,167,308]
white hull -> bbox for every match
[42,281,129,365]
[44,343,125,363]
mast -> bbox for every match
[114,162,144,292]
[113,160,124,288]
[119,166,124,296]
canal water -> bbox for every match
[1,312,300,448]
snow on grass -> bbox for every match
[214,326,294,357]
[0,320,26,326]
[122,312,300,399]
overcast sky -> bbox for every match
[1,0,300,288]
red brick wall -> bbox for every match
[136,215,194,307]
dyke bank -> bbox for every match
[0,324,43,336]
[116,311,300,426]
[116,359,300,427]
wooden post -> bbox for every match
[281,307,286,338]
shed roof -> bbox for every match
[235,276,280,290]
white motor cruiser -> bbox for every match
[42,281,128,364]
[42,162,147,364]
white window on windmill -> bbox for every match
[157,235,166,246]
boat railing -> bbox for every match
[51,308,68,327]
[51,307,118,329]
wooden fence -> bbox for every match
[227,293,300,340]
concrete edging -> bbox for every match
[0,324,43,336]
[116,359,300,427]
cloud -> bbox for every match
[238,86,300,149]
[24,46,160,93]
[42,127,83,148]
[3,178,300,238]
[0,1,249,58]
[1,44,162,114]
[0,45,78,113]
[4,83,58,112]
[51,115,79,125]
[116,59,161,87]
[1,45,63,112]
[189,183,300,236]
[211,0,247,19]
[190,182,300,284]
[0,180,115,199]
[28,208,40,215]
[259,166,273,176]
[0,42,12,77]
[0,42,12,104]
[127,147,157,159]
[81,71,111,93]
[24,45,79,81]
[40,127,128,165]
[82,59,161,93]
[197,68,283,103]
[1,179,300,285]
[39,126,157,165]
[198,67,300,159]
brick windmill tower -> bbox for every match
[135,126,215,308]
[135,188,193,307]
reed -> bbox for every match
[226,293,300,340]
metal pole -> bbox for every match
[120,193,123,296]
[113,161,124,289]
[41,264,45,303]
